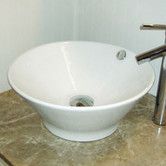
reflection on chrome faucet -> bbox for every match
[136,24,166,126]
[136,45,166,64]
[136,45,166,126]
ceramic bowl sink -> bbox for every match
[8,41,154,141]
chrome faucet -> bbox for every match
[136,24,166,126]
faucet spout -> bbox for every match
[137,23,166,126]
[136,44,166,126]
[136,44,166,64]
[140,24,166,31]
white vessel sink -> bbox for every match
[8,41,154,141]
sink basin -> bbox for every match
[8,41,154,141]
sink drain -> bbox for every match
[69,95,94,107]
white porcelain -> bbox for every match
[8,41,154,142]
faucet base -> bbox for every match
[152,56,166,126]
[153,116,166,126]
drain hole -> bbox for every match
[70,95,94,107]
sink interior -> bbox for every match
[8,41,154,107]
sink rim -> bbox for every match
[8,41,155,112]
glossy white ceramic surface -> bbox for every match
[8,41,154,141]
[0,0,75,92]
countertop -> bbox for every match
[0,90,166,166]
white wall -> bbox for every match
[77,0,166,96]
[0,0,75,92]
[1,0,166,95]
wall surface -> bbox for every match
[0,0,75,92]
[1,0,166,95]
[77,0,166,96]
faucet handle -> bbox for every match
[140,24,166,30]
